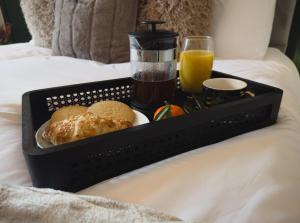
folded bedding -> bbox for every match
[0,184,181,222]
[0,44,299,222]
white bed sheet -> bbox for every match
[0,44,299,222]
[0,42,51,61]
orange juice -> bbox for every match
[179,50,214,93]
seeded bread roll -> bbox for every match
[43,112,132,145]
[87,101,135,124]
[51,105,87,123]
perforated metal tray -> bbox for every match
[22,71,283,192]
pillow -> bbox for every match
[52,0,138,64]
[212,0,276,59]
[137,0,212,44]
[20,0,55,48]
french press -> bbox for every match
[128,20,178,110]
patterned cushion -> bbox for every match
[52,0,138,64]
[20,0,55,48]
[137,0,212,44]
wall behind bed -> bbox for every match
[0,0,31,43]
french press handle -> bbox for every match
[140,20,165,32]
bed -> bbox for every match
[0,40,300,221]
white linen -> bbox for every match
[0,44,300,222]
[0,42,51,60]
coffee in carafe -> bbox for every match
[132,72,177,108]
[129,20,178,109]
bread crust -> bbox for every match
[51,105,87,123]
[87,101,135,124]
[43,112,132,145]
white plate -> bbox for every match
[35,110,149,149]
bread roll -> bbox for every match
[51,105,87,123]
[43,112,132,145]
[87,101,135,124]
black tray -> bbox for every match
[22,71,283,192]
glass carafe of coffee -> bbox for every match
[129,20,178,110]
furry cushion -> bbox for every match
[20,0,55,48]
[137,0,212,44]
[52,0,138,63]
[0,185,182,222]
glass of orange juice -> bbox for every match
[180,36,214,93]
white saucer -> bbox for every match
[35,110,149,149]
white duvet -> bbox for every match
[0,44,300,222]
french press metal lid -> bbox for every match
[128,20,178,62]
